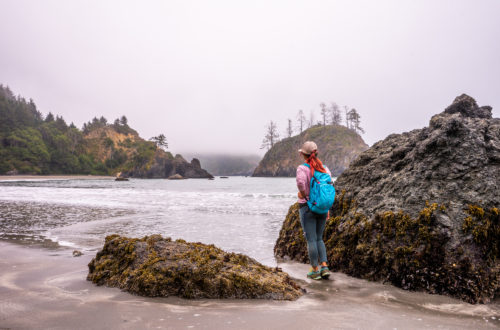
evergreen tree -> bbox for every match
[330,102,342,125]
[150,134,168,150]
[261,121,279,150]
[297,110,306,133]
[344,106,351,129]
[45,112,55,122]
[308,110,315,128]
[320,102,328,125]
[348,108,365,134]
[120,115,128,126]
[286,119,293,138]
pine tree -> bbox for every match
[308,110,315,128]
[330,102,342,125]
[261,121,279,150]
[348,109,365,134]
[120,115,128,126]
[297,110,306,133]
[344,106,351,129]
[150,134,168,150]
[286,119,293,138]
[320,103,328,125]
[45,112,55,122]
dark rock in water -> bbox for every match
[220,176,229,179]
[88,235,303,300]
[115,177,129,181]
[73,250,83,257]
[275,94,500,304]
[124,151,214,179]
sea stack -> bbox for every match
[275,94,500,303]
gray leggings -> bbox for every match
[299,205,328,268]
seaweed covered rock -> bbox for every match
[275,94,500,303]
[88,235,303,300]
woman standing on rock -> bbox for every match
[296,141,333,280]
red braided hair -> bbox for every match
[306,150,327,175]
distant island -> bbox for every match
[0,84,212,179]
[253,124,368,177]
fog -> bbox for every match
[1,0,499,156]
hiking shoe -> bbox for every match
[307,269,322,280]
[320,266,331,279]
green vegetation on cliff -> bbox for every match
[0,84,194,177]
[253,124,368,177]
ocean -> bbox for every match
[0,177,297,266]
[1,176,499,329]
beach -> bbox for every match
[1,242,498,329]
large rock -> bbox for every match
[253,124,368,177]
[275,95,500,303]
[124,151,214,179]
[88,235,303,300]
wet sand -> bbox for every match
[1,243,499,329]
[0,175,114,181]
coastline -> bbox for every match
[0,175,115,181]
[0,242,498,329]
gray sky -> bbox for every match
[1,0,499,156]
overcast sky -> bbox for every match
[1,0,499,156]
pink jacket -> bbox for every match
[296,164,332,203]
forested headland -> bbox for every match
[0,84,210,178]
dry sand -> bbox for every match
[1,242,498,329]
[0,175,114,181]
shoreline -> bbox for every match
[0,174,115,181]
[0,241,498,329]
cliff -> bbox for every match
[83,127,213,179]
[274,95,500,303]
[252,124,368,177]
[0,84,212,178]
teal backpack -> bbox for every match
[303,163,336,214]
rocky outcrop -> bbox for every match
[124,152,213,179]
[252,124,368,177]
[88,235,303,300]
[275,95,500,303]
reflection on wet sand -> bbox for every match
[1,243,498,329]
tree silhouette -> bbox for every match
[120,115,128,126]
[320,103,328,125]
[344,106,351,129]
[330,102,342,125]
[297,110,306,133]
[348,109,365,134]
[261,121,279,150]
[308,110,315,128]
[150,134,168,150]
[286,119,293,138]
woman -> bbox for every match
[296,141,331,280]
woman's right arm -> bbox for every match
[296,166,308,199]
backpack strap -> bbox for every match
[302,162,315,176]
